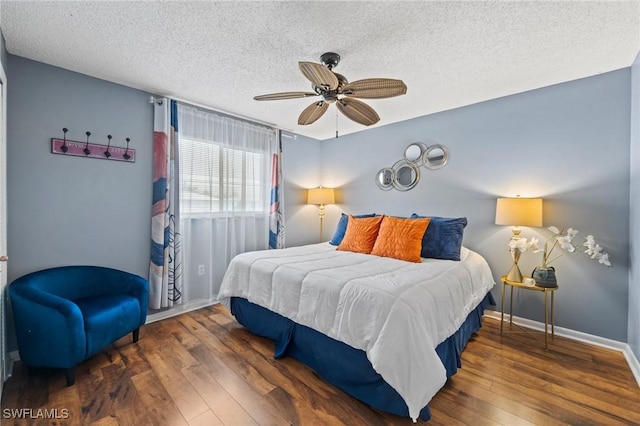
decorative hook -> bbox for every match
[52,129,135,162]
[104,135,112,158]
[123,137,131,160]
[83,131,91,156]
[61,128,69,153]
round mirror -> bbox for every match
[403,142,427,165]
[391,160,420,191]
[423,144,448,170]
[375,167,394,191]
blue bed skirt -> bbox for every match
[230,292,495,421]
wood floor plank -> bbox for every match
[187,409,224,426]
[178,313,278,396]
[117,339,152,377]
[130,370,188,426]
[90,416,120,426]
[428,390,500,426]
[181,364,260,426]
[436,384,536,426]
[2,307,639,425]
[140,345,209,422]
[107,369,153,426]
[187,344,292,426]
[158,316,202,350]
[514,360,640,414]
[444,373,566,426]
[263,385,349,425]
[46,378,83,426]
[78,362,130,423]
[424,406,466,426]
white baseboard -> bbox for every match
[484,309,640,388]
[624,345,640,387]
[145,298,219,324]
[3,351,18,379]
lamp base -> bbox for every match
[506,263,523,283]
[318,204,325,242]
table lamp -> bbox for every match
[308,187,335,242]
[495,197,543,282]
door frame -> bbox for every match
[0,58,8,397]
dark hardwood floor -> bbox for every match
[2,304,639,425]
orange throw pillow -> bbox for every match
[371,216,431,262]
[337,215,384,254]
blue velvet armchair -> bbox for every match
[9,266,149,385]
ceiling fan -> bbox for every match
[253,52,407,127]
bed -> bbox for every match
[218,239,495,421]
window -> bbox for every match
[180,137,266,216]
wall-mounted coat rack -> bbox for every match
[51,128,136,162]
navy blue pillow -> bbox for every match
[329,212,377,246]
[410,214,468,261]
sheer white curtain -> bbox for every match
[177,103,278,308]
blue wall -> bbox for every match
[6,55,154,282]
[281,132,323,248]
[308,70,631,342]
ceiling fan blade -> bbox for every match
[298,101,329,125]
[337,98,380,126]
[342,78,407,99]
[299,62,339,91]
[254,91,318,101]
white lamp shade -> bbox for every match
[495,197,543,227]
[307,187,335,205]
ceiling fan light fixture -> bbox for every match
[254,52,406,128]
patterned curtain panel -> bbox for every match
[269,132,285,249]
[149,99,183,309]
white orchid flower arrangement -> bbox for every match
[506,226,611,267]
[539,226,611,267]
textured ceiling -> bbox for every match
[1,1,639,140]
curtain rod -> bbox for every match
[149,95,278,131]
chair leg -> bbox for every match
[65,367,75,386]
[132,327,140,343]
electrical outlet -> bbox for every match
[198,265,205,276]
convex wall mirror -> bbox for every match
[403,142,427,166]
[392,159,420,191]
[423,143,448,170]
[375,167,394,191]
[376,141,449,191]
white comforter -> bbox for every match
[217,243,495,420]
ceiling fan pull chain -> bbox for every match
[335,109,339,138]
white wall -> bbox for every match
[629,52,640,359]
[289,69,631,342]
